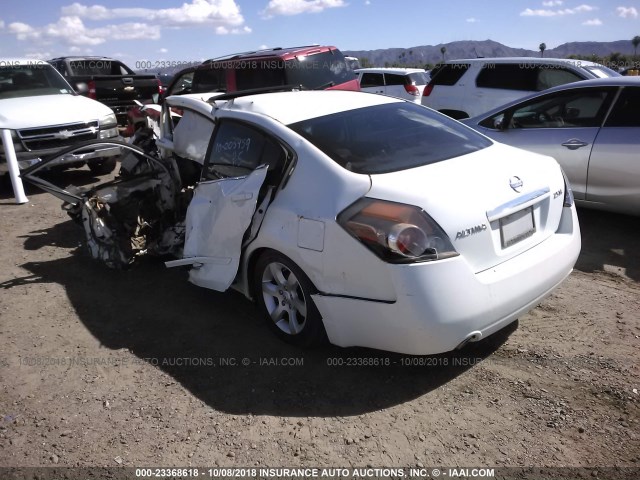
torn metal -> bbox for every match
[21,138,270,292]
[22,141,188,269]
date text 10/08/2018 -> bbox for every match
[135,467,496,478]
[325,357,484,367]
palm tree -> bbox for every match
[539,43,546,58]
[632,36,640,58]
[440,46,446,62]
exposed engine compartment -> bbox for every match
[65,143,194,269]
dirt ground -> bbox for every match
[0,170,638,479]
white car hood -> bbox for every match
[0,94,113,129]
[367,142,567,273]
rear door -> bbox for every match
[383,73,411,101]
[474,63,538,116]
[422,63,471,117]
[478,86,616,200]
[173,120,289,291]
[586,86,640,212]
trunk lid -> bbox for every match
[366,143,567,273]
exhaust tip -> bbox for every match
[455,331,483,350]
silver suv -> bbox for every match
[422,57,619,119]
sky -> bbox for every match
[0,0,639,65]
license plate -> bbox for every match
[500,206,535,248]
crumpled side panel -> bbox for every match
[183,166,268,291]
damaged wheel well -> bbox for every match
[246,247,272,302]
[246,247,321,303]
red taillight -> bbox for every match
[423,84,434,97]
[388,223,429,256]
[337,198,458,263]
[156,78,165,95]
[404,84,420,96]
[88,80,97,100]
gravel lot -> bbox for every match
[1,171,638,479]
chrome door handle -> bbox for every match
[231,193,253,202]
[561,139,589,150]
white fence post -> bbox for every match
[1,129,28,204]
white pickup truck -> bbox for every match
[0,58,121,177]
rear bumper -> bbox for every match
[312,206,581,355]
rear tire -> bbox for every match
[88,157,117,176]
[253,251,327,347]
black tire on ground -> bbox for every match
[253,251,327,347]
[88,157,117,175]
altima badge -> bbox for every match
[456,224,487,240]
[509,176,523,192]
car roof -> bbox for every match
[446,57,604,67]
[48,56,116,61]
[467,76,640,122]
[171,45,342,77]
[203,45,338,63]
[169,90,402,126]
[355,68,427,74]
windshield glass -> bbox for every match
[68,60,133,76]
[0,63,74,99]
[408,72,429,85]
[289,102,492,174]
[584,65,620,78]
[285,51,356,88]
[234,51,356,91]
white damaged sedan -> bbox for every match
[22,89,581,355]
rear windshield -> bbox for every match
[289,102,492,174]
[0,64,74,99]
[408,72,429,85]
[584,65,620,78]
[67,60,133,76]
[429,63,469,86]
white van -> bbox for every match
[422,57,619,119]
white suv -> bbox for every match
[355,68,429,103]
[422,57,619,119]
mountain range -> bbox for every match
[344,39,638,67]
